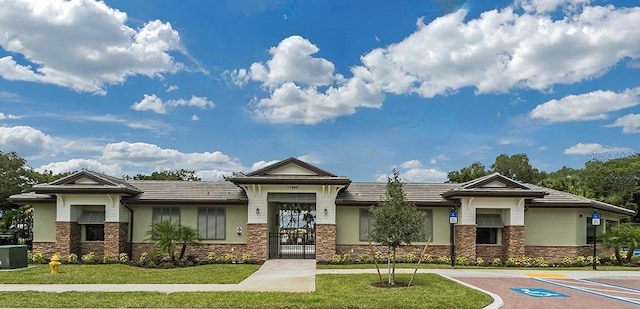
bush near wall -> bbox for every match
[27,250,260,268]
[323,251,640,268]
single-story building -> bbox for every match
[8,157,635,263]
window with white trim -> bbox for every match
[79,210,105,241]
[476,214,503,245]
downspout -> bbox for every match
[122,200,134,258]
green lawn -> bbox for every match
[0,264,259,284]
[0,274,492,308]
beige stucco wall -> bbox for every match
[130,204,247,244]
[32,203,56,242]
[336,206,449,245]
[524,208,619,246]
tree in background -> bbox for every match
[0,151,37,211]
[491,153,544,183]
[369,170,425,285]
[448,153,543,183]
[125,169,201,181]
[447,161,489,183]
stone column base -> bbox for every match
[503,225,525,260]
[316,224,336,262]
[246,223,268,262]
[104,222,129,258]
[55,221,80,257]
[454,225,476,260]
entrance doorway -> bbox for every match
[269,202,316,259]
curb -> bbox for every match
[439,274,504,309]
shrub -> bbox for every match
[575,256,586,267]
[31,252,46,264]
[476,257,485,266]
[436,255,451,264]
[66,253,79,264]
[491,258,502,266]
[207,251,217,263]
[241,253,254,264]
[406,252,417,263]
[342,253,352,264]
[456,256,468,266]
[330,254,342,264]
[221,253,235,264]
[118,253,129,263]
[81,251,96,264]
[374,251,385,263]
[357,254,371,263]
[561,256,573,267]
[421,253,433,263]
[139,252,149,263]
[102,254,115,264]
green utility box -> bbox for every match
[0,245,28,269]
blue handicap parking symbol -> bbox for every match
[511,288,568,298]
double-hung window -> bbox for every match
[476,214,503,244]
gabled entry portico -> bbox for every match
[231,158,351,261]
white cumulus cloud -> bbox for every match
[131,94,214,114]
[563,143,628,155]
[0,126,55,157]
[249,36,335,88]
[0,0,184,94]
[376,160,448,183]
[606,114,640,133]
[37,159,122,176]
[0,112,17,119]
[530,88,640,122]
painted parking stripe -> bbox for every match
[526,273,568,278]
[534,278,640,306]
[579,278,640,293]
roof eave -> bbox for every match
[32,186,141,195]
[442,190,547,199]
[124,199,248,205]
[231,177,352,186]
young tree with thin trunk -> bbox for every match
[369,170,425,285]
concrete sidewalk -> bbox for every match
[0,260,316,293]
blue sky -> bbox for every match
[0,0,638,182]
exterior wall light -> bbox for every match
[256,208,260,215]
[324,208,328,215]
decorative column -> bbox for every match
[104,222,129,258]
[315,224,336,262]
[55,221,80,256]
[502,225,525,259]
[454,225,476,261]
[246,223,268,262]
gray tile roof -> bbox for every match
[336,182,459,205]
[8,176,635,216]
[125,180,246,203]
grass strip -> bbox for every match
[0,264,259,284]
[0,274,492,308]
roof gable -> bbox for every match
[461,172,529,190]
[33,170,141,195]
[246,157,337,177]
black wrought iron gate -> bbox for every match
[269,231,316,259]
[268,201,316,259]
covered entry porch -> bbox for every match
[267,193,317,259]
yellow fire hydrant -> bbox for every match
[49,254,61,274]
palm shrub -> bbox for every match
[145,220,201,262]
[598,224,640,264]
